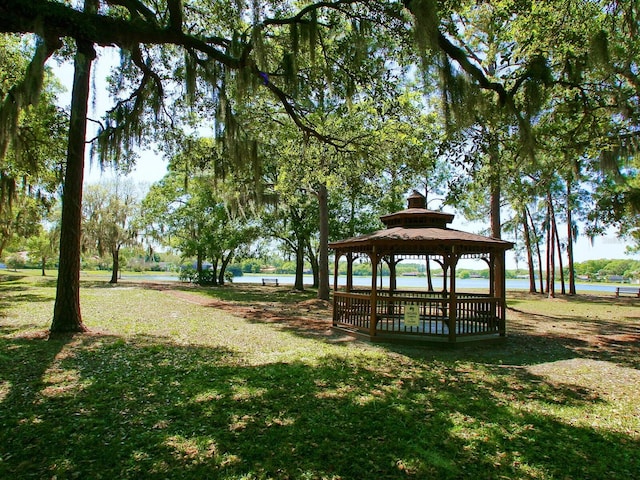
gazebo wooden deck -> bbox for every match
[329,191,514,345]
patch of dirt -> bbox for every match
[159,288,354,343]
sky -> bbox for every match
[53,48,638,270]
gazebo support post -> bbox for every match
[447,251,459,343]
[369,248,379,338]
[489,254,496,297]
[442,261,448,294]
[486,254,497,320]
[332,253,340,326]
[496,251,507,337]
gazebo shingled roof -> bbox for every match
[329,190,514,345]
[329,226,512,252]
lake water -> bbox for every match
[232,274,623,294]
[117,272,625,293]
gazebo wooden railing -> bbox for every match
[333,289,505,342]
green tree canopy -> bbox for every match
[82,180,141,283]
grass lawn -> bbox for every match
[0,271,638,479]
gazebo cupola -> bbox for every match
[329,191,514,345]
[380,190,454,229]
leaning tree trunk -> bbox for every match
[306,240,319,288]
[218,251,233,285]
[50,34,95,334]
[317,183,330,301]
[426,256,434,291]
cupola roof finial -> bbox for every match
[407,190,426,209]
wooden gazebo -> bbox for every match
[329,191,514,344]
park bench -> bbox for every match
[615,286,640,298]
[261,278,279,286]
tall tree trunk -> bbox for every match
[317,183,330,300]
[424,186,434,292]
[348,195,356,237]
[294,237,305,290]
[526,206,545,293]
[210,257,218,286]
[522,206,536,293]
[551,205,565,295]
[50,26,96,334]
[489,145,503,298]
[547,192,565,294]
[489,144,501,239]
[196,250,203,278]
[535,234,544,294]
[547,192,556,298]
[110,245,119,284]
[566,178,576,295]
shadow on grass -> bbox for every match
[500,311,640,369]
[133,282,640,369]
[125,280,319,305]
[0,332,638,479]
[0,273,28,283]
[0,278,54,312]
[507,290,638,307]
[183,283,318,305]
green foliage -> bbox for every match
[178,265,218,285]
[457,269,490,280]
[573,259,640,280]
[239,259,261,273]
[225,263,243,277]
[275,261,297,275]
[4,251,24,270]
[0,35,66,256]
[82,180,141,281]
[25,227,58,274]
[140,141,259,285]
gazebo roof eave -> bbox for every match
[330,243,512,256]
[329,227,514,254]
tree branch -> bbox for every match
[261,0,360,26]
[436,32,508,105]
